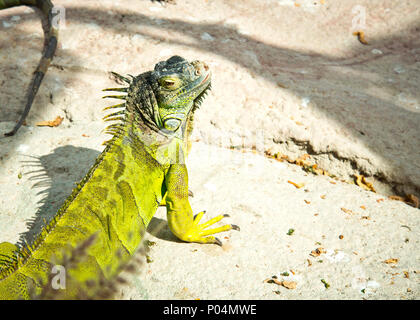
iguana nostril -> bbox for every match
[164,118,181,131]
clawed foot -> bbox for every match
[183,211,240,246]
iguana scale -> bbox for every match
[1,0,58,136]
[0,55,239,299]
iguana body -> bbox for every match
[1,0,59,136]
[0,56,238,299]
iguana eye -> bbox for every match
[194,69,201,76]
[159,77,180,89]
[164,79,175,86]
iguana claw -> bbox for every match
[231,224,240,231]
[214,237,223,246]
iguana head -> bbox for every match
[151,56,211,133]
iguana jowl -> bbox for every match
[0,55,239,299]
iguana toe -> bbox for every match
[177,213,239,245]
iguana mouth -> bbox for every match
[200,73,210,84]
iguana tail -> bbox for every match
[1,0,59,136]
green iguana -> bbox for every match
[0,55,239,299]
[1,0,59,136]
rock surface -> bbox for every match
[0,0,419,299]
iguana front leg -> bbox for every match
[165,164,239,245]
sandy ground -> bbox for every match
[0,0,419,299]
